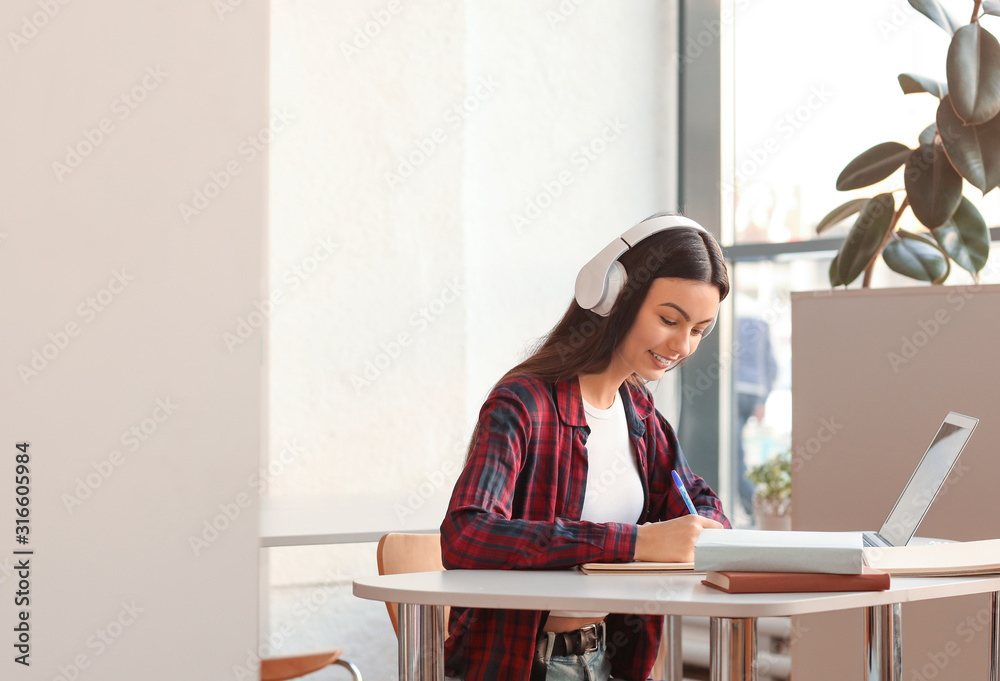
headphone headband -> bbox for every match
[575,215,715,323]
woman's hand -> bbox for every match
[633,515,723,563]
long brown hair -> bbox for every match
[500,214,730,391]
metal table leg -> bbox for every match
[664,615,683,681]
[990,592,999,681]
[398,603,444,681]
[864,603,901,681]
[710,616,757,681]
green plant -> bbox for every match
[746,450,791,516]
[819,0,1000,287]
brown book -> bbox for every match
[701,566,890,593]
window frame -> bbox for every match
[676,0,999,514]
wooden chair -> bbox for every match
[376,532,447,635]
[261,648,362,681]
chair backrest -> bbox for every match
[376,532,447,636]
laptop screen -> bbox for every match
[879,412,978,547]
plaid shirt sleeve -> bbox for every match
[441,382,638,570]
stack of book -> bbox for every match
[581,532,1000,593]
[581,529,891,593]
[693,529,888,594]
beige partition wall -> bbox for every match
[791,285,1000,680]
[0,1,266,678]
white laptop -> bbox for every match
[862,411,979,548]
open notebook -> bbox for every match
[862,538,1000,576]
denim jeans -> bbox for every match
[537,627,612,681]
[444,627,613,681]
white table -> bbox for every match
[353,569,1000,681]
[259,493,449,547]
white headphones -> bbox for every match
[574,214,719,335]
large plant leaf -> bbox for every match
[904,143,963,228]
[899,73,948,98]
[919,122,938,147]
[883,230,951,283]
[836,142,912,191]
[932,195,991,273]
[829,254,844,287]
[946,24,1000,124]
[816,198,869,235]
[837,193,896,285]
[984,1,1000,18]
[937,95,1000,192]
[909,0,963,34]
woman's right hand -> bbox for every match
[633,514,723,563]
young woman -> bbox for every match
[440,213,731,681]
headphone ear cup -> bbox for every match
[592,261,627,317]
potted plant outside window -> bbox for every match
[746,451,791,531]
[818,0,1000,287]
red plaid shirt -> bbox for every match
[440,375,729,681]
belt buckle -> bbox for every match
[579,623,599,653]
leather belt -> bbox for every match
[541,621,603,656]
[531,621,606,680]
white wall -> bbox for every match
[0,1,266,678]
[268,0,680,586]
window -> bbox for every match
[682,0,1000,525]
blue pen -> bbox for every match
[672,470,698,515]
